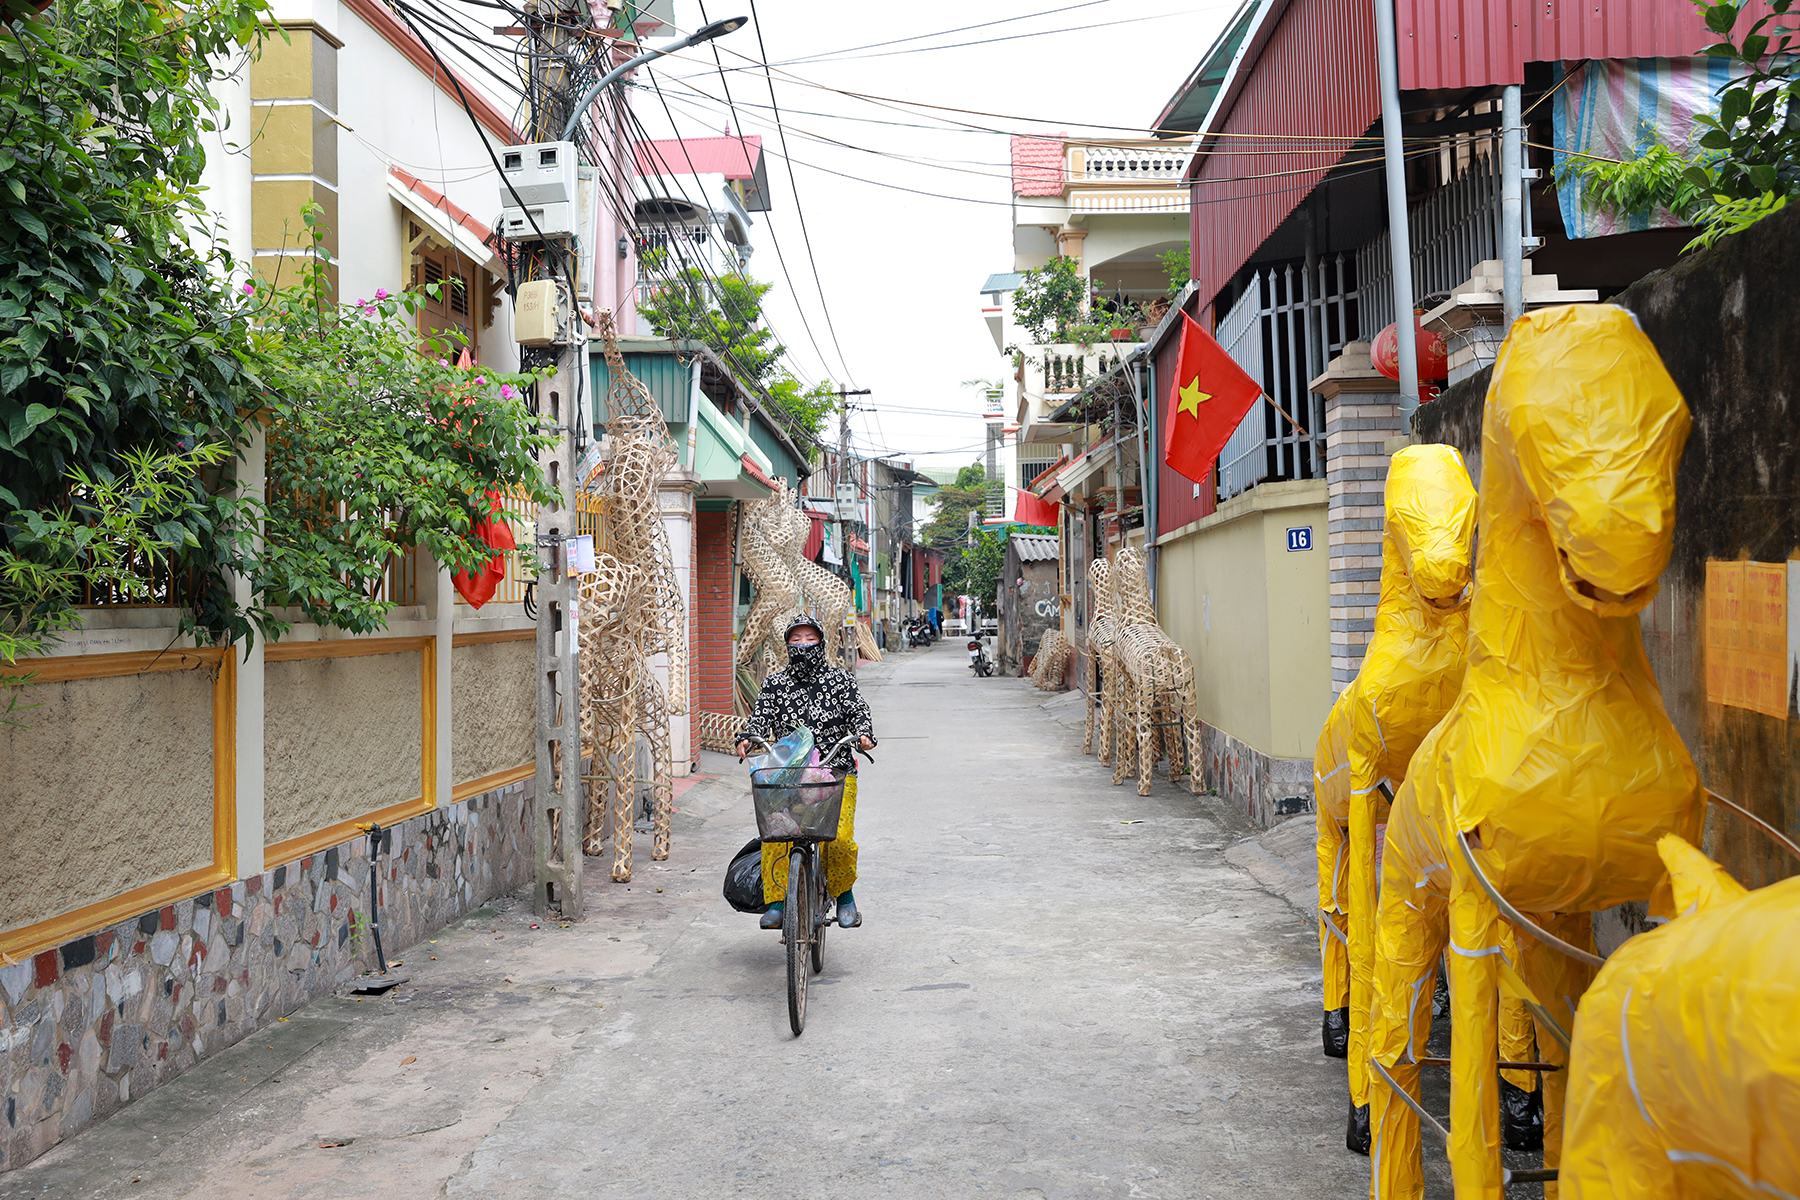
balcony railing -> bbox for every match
[1034,342,1141,395]
[1069,141,1191,183]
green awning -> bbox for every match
[693,397,776,499]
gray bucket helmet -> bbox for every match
[784,612,827,642]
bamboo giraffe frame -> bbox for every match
[576,314,687,883]
[1082,558,1118,759]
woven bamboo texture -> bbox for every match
[1106,548,1202,796]
[1031,629,1072,691]
[575,314,688,882]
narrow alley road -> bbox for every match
[3,644,1366,1200]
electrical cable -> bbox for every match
[638,57,842,390]
[739,0,858,386]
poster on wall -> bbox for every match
[1707,559,1789,717]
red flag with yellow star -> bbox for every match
[1163,311,1263,484]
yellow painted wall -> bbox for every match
[1155,479,1330,760]
[451,639,534,786]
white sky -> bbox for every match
[630,1,1237,476]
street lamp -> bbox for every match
[561,17,748,141]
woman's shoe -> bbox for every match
[836,893,861,928]
[760,902,784,930]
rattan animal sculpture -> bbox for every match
[595,312,686,718]
[1365,305,1701,1200]
[1311,444,1477,1153]
[761,480,855,668]
[1031,629,1071,691]
[1083,558,1117,759]
[1107,548,1201,797]
[576,553,672,881]
[736,490,803,678]
[576,314,688,883]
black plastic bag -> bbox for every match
[1499,1078,1543,1151]
[723,838,768,913]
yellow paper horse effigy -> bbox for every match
[1366,304,1702,1199]
[1559,834,1800,1200]
[1313,445,1476,1149]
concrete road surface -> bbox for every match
[2,643,1385,1200]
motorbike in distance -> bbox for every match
[967,633,994,677]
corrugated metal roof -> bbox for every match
[981,272,1023,294]
[591,350,690,427]
[633,135,761,180]
[1151,0,1262,135]
[1011,533,1060,562]
[1395,0,1715,91]
[1187,0,1379,311]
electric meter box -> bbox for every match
[514,278,571,346]
[499,141,579,241]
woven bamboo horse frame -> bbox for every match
[1082,558,1117,758]
[1365,306,1700,1200]
[735,488,802,678]
[578,313,687,883]
[765,480,855,668]
[1030,629,1071,691]
[1107,548,1202,797]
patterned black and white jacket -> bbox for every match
[735,657,876,772]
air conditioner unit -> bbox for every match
[499,141,579,241]
[514,278,571,347]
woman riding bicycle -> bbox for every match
[736,613,876,931]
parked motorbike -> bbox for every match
[967,636,993,677]
[906,617,934,648]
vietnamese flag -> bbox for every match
[1163,312,1264,484]
[451,490,517,609]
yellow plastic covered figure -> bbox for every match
[1313,445,1476,1144]
[1561,835,1799,1200]
[1366,304,1703,1199]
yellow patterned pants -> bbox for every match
[761,773,858,904]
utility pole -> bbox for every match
[527,0,584,922]
[833,386,869,669]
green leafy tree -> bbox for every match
[1557,0,1798,250]
[1158,247,1190,296]
[0,4,555,650]
[1010,256,1090,343]
[3,443,232,722]
[636,253,785,381]
[953,461,987,489]
[0,0,273,639]
[766,373,838,440]
[249,219,554,634]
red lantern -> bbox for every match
[1371,317,1448,399]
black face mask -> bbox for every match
[786,641,825,677]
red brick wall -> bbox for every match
[693,510,735,718]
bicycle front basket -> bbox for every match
[750,765,846,843]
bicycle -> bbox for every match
[742,730,871,1035]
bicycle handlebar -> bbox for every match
[738,730,873,766]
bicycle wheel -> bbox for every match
[810,856,829,975]
[785,847,808,1035]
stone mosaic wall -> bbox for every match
[0,779,534,1172]
[1199,721,1314,830]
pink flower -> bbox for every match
[241,282,255,296]
[473,375,486,385]
[501,384,515,400]
[375,288,389,300]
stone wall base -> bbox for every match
[0,779,535,1173]
[1198,723,1314,829]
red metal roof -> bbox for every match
[1183,0,1714,310]
[1395,0,1718,91]
[1187,0,1379,312]
[633,136,762,180]
[1011,135,1065,197]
